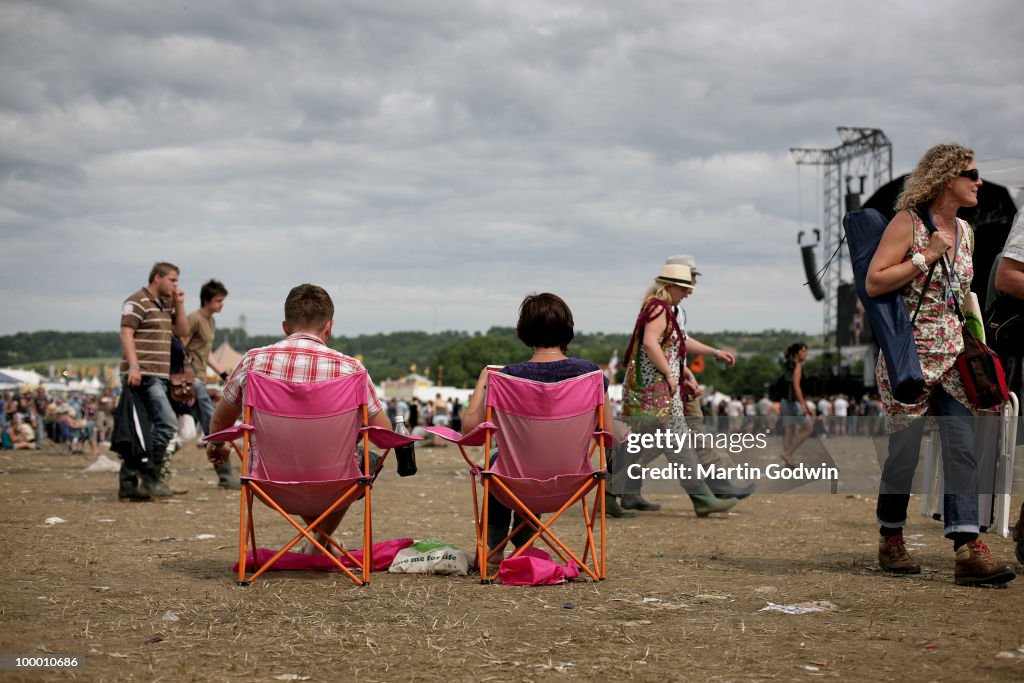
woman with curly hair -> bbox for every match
[865,143,1014,586]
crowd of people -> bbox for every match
[1,387,114,454]
[380,394,464,445]
[686,390,888,439]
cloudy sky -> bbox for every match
[2,0,1022,339]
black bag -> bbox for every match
[985,293,1024,358]
[767,374,786,402]
[111,386,153,471]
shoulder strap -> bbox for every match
[909,209,939,327]
[623,298,672,365]
[939,258,967,326]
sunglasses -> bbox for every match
[958,168,980,181]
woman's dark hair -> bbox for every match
[784,342,807,360]
[516,293,574,351]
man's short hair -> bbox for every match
[148,262,179,283]
[516,292,574,350]
[284,284,334,330]
[200,279,229,305]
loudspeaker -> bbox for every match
[799,230,826,302]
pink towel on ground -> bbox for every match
[231,537,414,573]
[497,547,581,585]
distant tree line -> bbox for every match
[0,328,821,397]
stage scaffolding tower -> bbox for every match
[790,127,892,356]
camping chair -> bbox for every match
[427,369,611,583]
[206,371,418,586]
[921,391,1019,537]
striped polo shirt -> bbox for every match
[120,287,175,378]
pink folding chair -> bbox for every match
[427,369,610,582]
[206,371,418,586]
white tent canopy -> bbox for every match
[0,368,46,386]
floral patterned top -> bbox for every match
[876,210,974,429]
[622,299,687,426]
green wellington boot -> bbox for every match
[605,493,637,518]
[687,481,738,517]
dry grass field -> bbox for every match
[2,434,1023,682]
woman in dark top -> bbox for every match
[462,293,619,563]
[780,342,813,467]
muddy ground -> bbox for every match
[2,434,1023,682]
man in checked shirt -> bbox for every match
[205,284,391,554]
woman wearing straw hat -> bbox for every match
[609,263,738,517]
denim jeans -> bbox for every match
[134,375,177,455]
[192,379,215,436]
[876,385,979,536]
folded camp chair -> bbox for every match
[427,369,611,582]
[206,371,418,586]
[921,391,1019,537]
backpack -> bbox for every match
[767,358,795,402]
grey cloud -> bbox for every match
[1,0,1020,338]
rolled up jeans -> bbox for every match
[876,385,979,536]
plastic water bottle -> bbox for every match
[394,415,417,477]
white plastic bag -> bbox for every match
[388,545,469,576]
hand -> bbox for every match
[173,286,186,307]
[713,349,736,368]
[127,368,141,387]
[666,377,679,397]
[924,230,954,264]
[685,377,702,398]
[206,441,231,465]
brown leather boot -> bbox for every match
[878,534,921,574]
[954,540,1015,586]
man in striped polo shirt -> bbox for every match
[118,262,188,500]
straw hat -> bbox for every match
[665,254,701,276]
[655,263,694,288]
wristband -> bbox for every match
[128,364,140,370]
[219,371,229,381]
